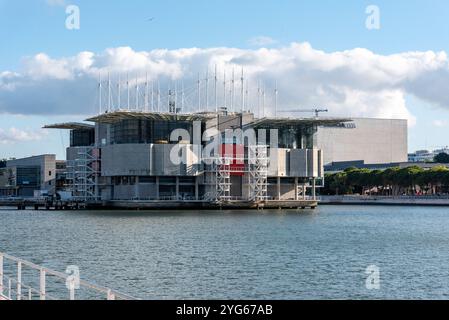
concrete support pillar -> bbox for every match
[176,177,180,200]
[294,177,299,201]
[277,177,281,200]
[156,177,160,200]
[303,182,307,200]
[195,176,199,200]
[312,178,316,200]
[135,176,139,200]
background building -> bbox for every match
[408,147,449,163]
[1,155,56,197]
[316,118,408,170]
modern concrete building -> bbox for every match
[316,118,408,169]
[1,155,57,197]
[408,147,449,163]
[45,111,349,209]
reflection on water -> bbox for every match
[1,206,449,299]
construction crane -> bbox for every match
[278,108,328,117]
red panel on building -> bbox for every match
[220,144,245,176]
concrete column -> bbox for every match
[294,177,299,201]
[156,177,160,200]
[312,178,316,200]
[176,176,180,200]
[195,176,199,200]
[277,177,281,200]
[303,182,307,200]
[135,176,139,200]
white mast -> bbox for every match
[231,68,235,112]
[107,71,111,112]
[135,74,139,110]
[118,73,121,110]
[175,81,178,113]
[262,84,266,118]
[245,80,249,113]
[99,72,102,115]
[127,72,130,110]
[274,81,278,118]
[198,73,201,112]
[223,70,227,109]
[257,79,260,118]
[214,64,218,113]
[145,72,149,112]
[181,80,185,112]
[157,80,160,112]
[240,68,244,113]
[151,81,154,112]
[205,69,209,111]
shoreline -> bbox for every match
[319,196,449,207]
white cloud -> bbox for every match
[433,120,448,127]
[45,0,66,7]
[248,36,278,47]
[2,42,449,124]
[0,128,47,144]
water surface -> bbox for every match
[1,206,449,299]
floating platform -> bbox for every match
[87,200,319,210]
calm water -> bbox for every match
[1,205,449,299]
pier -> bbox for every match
[0,197,85,211]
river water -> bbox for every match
[1,205,449,300]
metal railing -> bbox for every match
[0,252,136,300]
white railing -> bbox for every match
[0,252,135,300]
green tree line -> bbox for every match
[322,166,449,196]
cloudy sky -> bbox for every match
[1,0,449,159]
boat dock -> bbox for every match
[0,198,85,210]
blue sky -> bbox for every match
[1,0,449,159]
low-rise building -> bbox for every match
[3,155,56,197]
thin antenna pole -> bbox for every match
[145,72,149,112]
[181,80,185,112]
[223,70,227,109]
[257,79,260,118]
[274,80,278,118]
[262,85,265,118]
[118,73,121,110]
[99,72,102,115]
[241,68,244,113]
[214,64,218,113]
[151,81,154,112]
[157,80,160,112]
[205,69,209,111]
[245,80,249,113]
[167,82,173,113]
[198,73,201,112]
[231,68,235,112]
[108,71,111,112]
[175,81,178,113]
[127,72,130,111]
[135,74,139,110]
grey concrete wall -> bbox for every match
[102,144,152,176]
[268,148,289,177]
[316,118,408,165]
[267,148,323,178]
[7,154,56,192]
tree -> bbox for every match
[434,153,449,164]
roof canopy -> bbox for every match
[245,117,352,129]
[85,110,215,124]
[43,122,95,130]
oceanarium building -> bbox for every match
[45,110,349,209]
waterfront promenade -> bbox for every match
[320,195,449,206]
